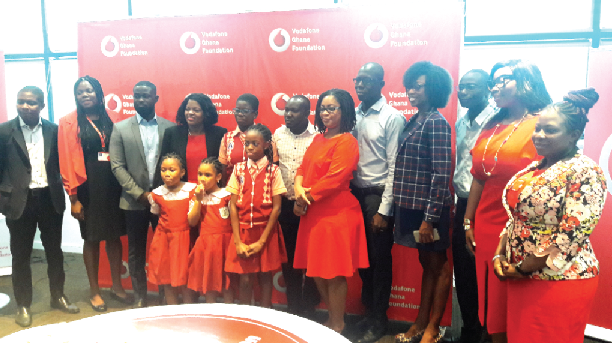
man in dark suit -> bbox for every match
[109,81,175,307]
[0,86,79,327]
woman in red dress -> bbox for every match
[293,88,369,334]
[463,60,551,342]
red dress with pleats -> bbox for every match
[147,182,196,286]
[187,189,233,293]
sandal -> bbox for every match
[395,330,424,343]
[90,297,107,312]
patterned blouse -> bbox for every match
[503,154,607,280]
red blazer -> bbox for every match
[58,110,87,195]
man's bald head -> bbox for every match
[355,62,385,104]
[359,62,385,81]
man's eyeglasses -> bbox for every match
[488,75,514,90]
[319,106,341,113]
[353,77,380,86]
[233,108,255,115]
[456,83,481,92]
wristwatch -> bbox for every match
[463,218,474,231]
[515,261,530,276]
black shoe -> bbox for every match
[133,297,148,308]
[15,307,32,327]
[110,290,134,305]
[355,322,387,343]
[90,297,107,312]
[50,295,80,314]
[353,316,372,335]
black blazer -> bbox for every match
[0,117,65,220]
[156,124,227,187]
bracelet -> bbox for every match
[492,254,505,264]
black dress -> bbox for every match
[77,119,125,242]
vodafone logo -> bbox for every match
[105,94,122,113]
[269,28,290,52]
[271,93,290,115]
[364,23,389,49]
[101,36,120,57]
[180,32,201,54]
[599,134,612,195]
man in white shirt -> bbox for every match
[110,81,175,307]
[351,62,406,343]
[273,95,320,317]
[0,86,79,327]
[454,69,495,343]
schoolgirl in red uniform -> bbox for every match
[225,124,288,307]
[187,157,234,303]
[147,153,196,305]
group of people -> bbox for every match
[0,58,605,343]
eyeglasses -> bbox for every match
[456,83,481,92]
[353,77,380,85]
[319,106,341,113]
[406,83,425,91]
[488,75,514,90]
[233,108,255,115]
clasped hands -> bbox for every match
[293,184,313,216]
[235,240,265,258]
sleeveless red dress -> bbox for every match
[147,182,197,286]
[187,188,233,293]
[470,116,540,333]
[225,160,288,273]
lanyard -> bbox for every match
[87,117,106,151]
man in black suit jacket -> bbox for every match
[0,86,79,327]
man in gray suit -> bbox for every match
[110,81,175,307]
[0,86,79,327]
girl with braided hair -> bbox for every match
[493,88,606,342]
[58,75,128,311]
[224,123,288,307]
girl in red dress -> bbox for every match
[147,153,197,305]
[293,89,369,334]
[187,157,234,303]
[225,124,288,307]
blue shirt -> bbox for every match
[136,113,159,187]
[352,96,406,216]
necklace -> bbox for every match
[481,113,529,177]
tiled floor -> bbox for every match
[0,250,605,342]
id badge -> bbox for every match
[98,152,110,162]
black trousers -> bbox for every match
[278,197,320,312]
[6,187,65,308]
[452,197,482,337]
[124,209,158,299]
[351,186,394,323]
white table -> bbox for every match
[0,304,350,343]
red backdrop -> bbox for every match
[584,48,612,331]
[80,3,463,325]
[0,51,7,123]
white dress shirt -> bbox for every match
[453,104,497,198]
[19,116,48,188]
[352,96,406,216]
[273,122,317,200]
[136,113,159,188]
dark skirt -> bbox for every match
[77,159,125,242]
[394,205,450,252]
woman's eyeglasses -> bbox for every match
[488,75,514,90]
[319,106,341,113]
